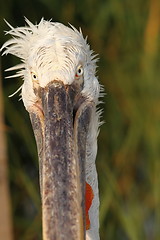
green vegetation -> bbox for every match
[1,0,160,239]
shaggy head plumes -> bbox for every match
[1,18,100,110]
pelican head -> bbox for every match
[1,18,102,240]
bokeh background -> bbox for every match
[0,0,160,239]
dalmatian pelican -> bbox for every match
[1,18,103,240]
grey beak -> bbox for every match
[29,80,93,240]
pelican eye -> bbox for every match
[31,72,38,81]
[75,65,83,78]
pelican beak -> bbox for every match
[29,80,93,240]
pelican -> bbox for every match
[1,18,103,240]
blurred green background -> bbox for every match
[1,0,160,239]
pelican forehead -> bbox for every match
[27,35,87,87]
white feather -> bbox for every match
[8,85,23,98]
